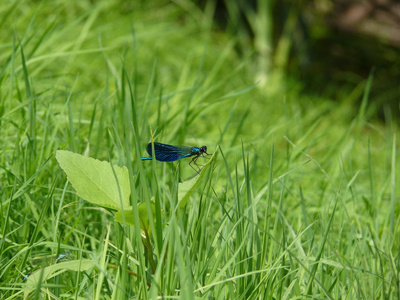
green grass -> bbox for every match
[1,1,399,299]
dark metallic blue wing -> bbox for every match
[146,142,194,162]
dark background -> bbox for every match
[196,0,400,120]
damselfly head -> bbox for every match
[200,146,207,154]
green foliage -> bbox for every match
[23,260,95,294]
[56,150,131,211]
[0,0,399,299]
[114,202,154,229]
[56,148,216,230]
[178,146,218,207]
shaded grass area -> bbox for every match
[0,0,399,299]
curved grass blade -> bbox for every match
[23,260,95,293]
[178,146,218,208]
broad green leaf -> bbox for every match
[23,259,95,293]
[178,146,218,207]
[56,150,130,210]
[115,201,157,233]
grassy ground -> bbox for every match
[1,1,399,299]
